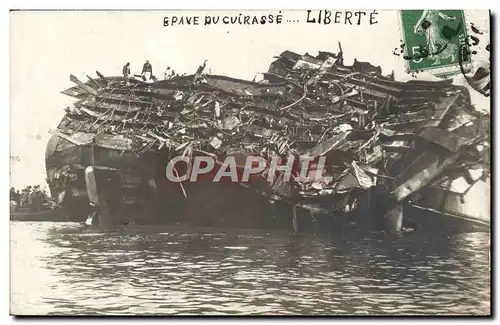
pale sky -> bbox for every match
[9,10,490,189]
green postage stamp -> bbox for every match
[399,10,471,77]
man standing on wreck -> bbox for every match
[123,62,131,85]
[142,60,153,81]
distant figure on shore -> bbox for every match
[15,190,20,205]
[142,60,153,82]
[11,185,49,212]
[30,185,42,212]
[10,187,19,212]
[27,186,33,210]
[123,62,131,85]
[20,186,31,208]
[10,187,18,212]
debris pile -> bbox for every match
[55,47,490,219]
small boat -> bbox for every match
[10,204,69,222]
[404,204,490,233]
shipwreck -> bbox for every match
[45,47,490,232]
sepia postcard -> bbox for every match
[9,9,491,316]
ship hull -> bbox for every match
[45,134,341,230]
[45,136,489,233]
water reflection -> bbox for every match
[10,222,490,315]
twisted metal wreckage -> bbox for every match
[45,47,490,232]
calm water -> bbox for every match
[10,221,490,316]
